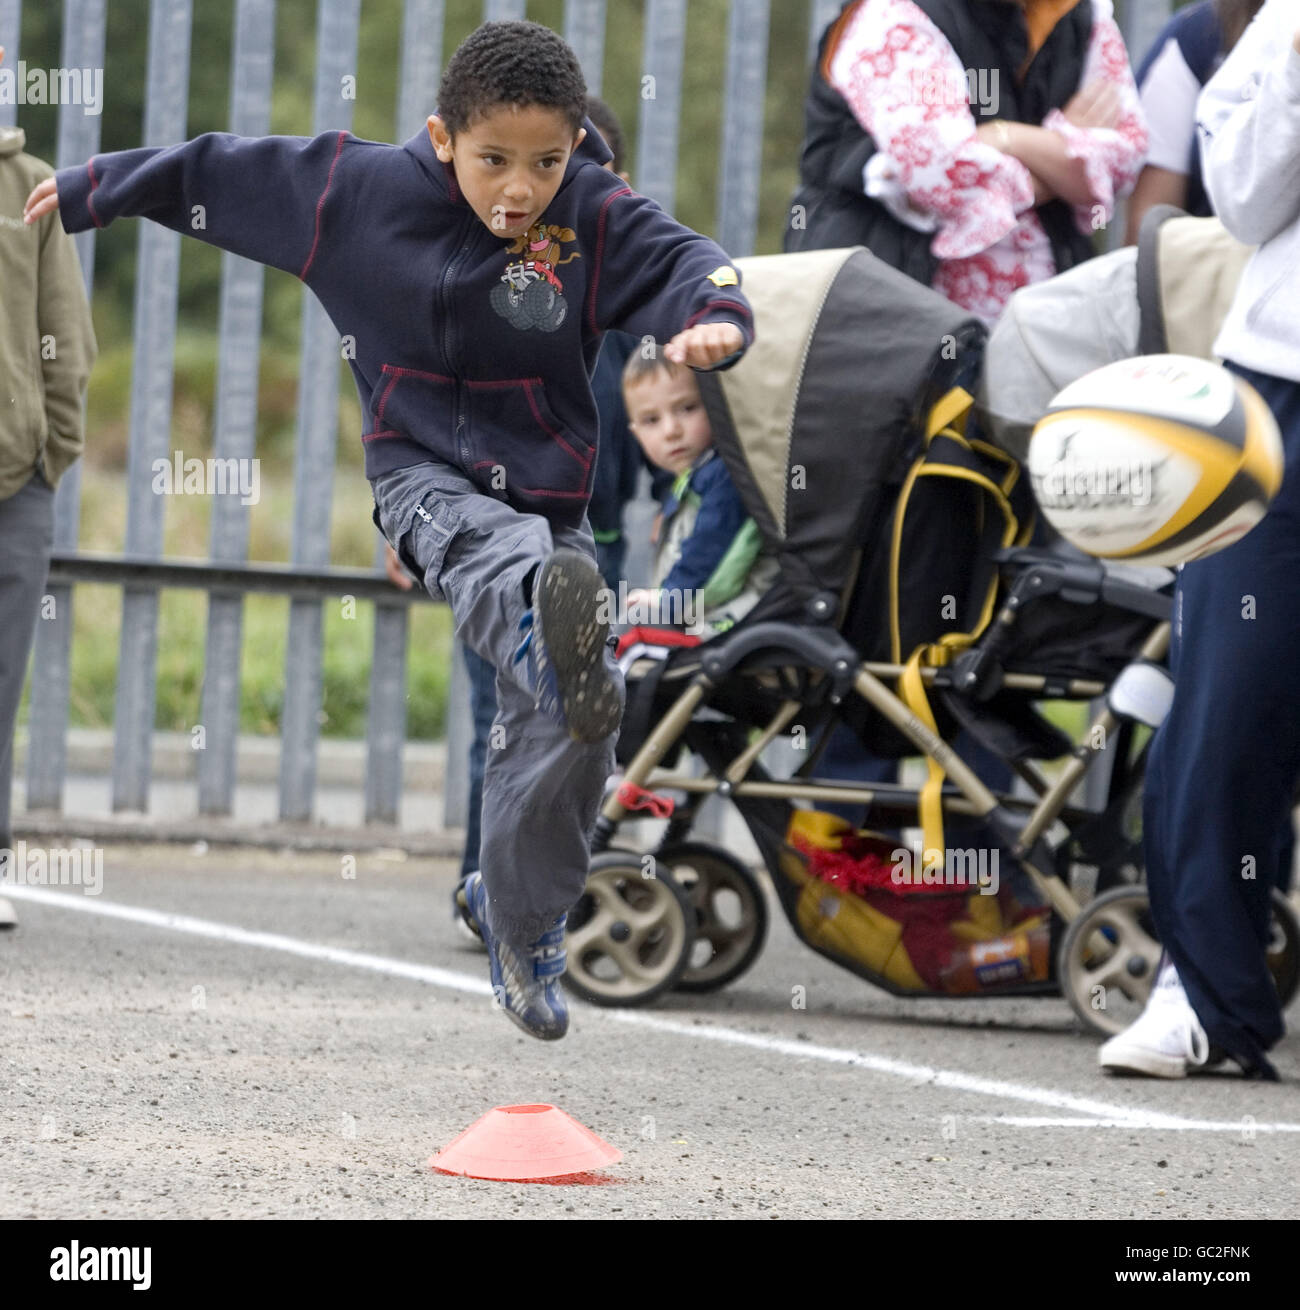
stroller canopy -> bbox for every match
[698,247,985,626]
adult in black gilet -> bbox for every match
[785,0,1098,287]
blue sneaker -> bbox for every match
[464,871,569,1041]
[513,550,622,745]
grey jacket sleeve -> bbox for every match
[1197,2,1300,247]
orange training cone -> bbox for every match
[429,1104,622,1182]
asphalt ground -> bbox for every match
[2,842,1298,1222]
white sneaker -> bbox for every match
[1099,959,1210,1078]
[0,896,16,928]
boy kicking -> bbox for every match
[25,20,753,1041]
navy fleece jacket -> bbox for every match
[55,122,754,527]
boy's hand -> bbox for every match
[24,176,60,225]
[664,322,744,370]
[383,543,415,591]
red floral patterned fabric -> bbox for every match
[827,0,1148,322]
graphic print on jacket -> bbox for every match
[491,222,581,333]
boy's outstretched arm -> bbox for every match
[25,131,350,280]
[588,186,755,372]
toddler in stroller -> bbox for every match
[620,347,779,640]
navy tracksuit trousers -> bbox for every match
[1143,360,1300,1075]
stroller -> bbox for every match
[564,246,1300,1036]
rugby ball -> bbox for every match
[1027,355,1284,567]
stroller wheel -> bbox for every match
[1265,888,1300,1011]
[656,843,768,993]
[563,853,694,1007]
[1059,885,1300,1037]
[1058,887,1163,1038]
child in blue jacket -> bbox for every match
[622,351,774,638]
[25,20,754,1042]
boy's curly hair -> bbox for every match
[438,21,588,140]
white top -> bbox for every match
[1200,1,1300,380]
[1140,34,1203,173]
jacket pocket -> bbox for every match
[466,377,593,508]
[364,365,459,461]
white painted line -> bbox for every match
[9,885,1300,1134]
[970,1115,1295,1133]
[1,884,492,998]
[972,1117,1112,1128]
[599,1009,1297,1130]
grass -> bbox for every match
[21,575,455,743]
[36,586,454,741]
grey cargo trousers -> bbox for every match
[372,460,623,946]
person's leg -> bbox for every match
[595,533,626,594]
[1141,363,1300,1075]
[949,729,1012,797]
[372,461,621,947]
[812,724,1011,844]
[478,660,614,943]
[1273,809,1295,894]
[474,514,619,944]
[814,722,899,827]
[0,474,55,850]
[458,643,499,881]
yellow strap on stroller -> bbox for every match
[925,385,975,441]
[901,645,947,876]
[894,387,1031,866]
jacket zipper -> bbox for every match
[440,213,475,470]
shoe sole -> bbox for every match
[535,550,622,744]
[496,1001,567,1042]
[1099,1046,1189,1078]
